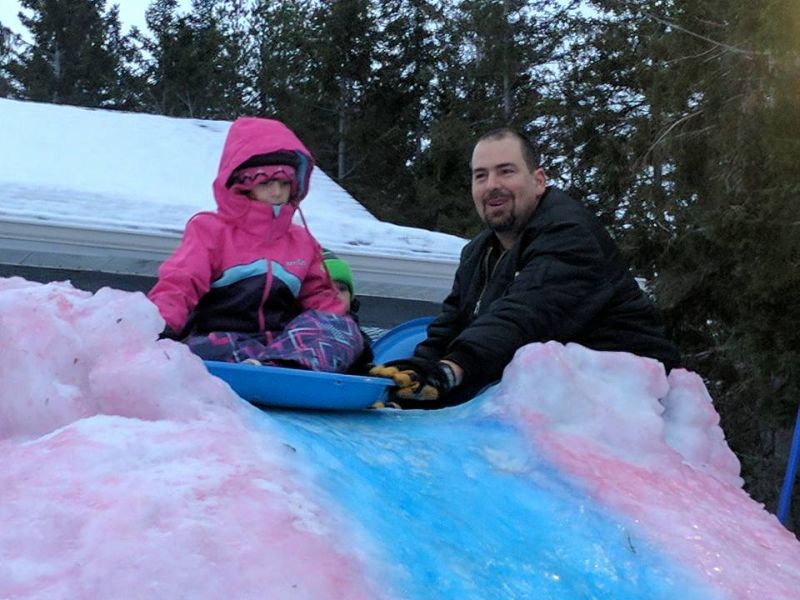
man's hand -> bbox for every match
[369,357,458,401]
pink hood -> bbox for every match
[212,117,315,222]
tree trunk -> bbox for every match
[338,77,347,181]
[502,0,512,122]
[52,46,62,103]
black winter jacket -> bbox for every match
[414,187,680,404]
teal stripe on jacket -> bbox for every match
[211,259,302,298]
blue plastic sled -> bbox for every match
[372,316,433,364]
[204,316,433,410]
[204,361,393,410]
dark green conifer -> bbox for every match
[10,0,129,107]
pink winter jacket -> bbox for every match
[148,117,345,336]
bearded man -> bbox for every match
[371,128,680,408]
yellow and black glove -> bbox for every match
[369,358,457,401]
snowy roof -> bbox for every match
[0,98,466,300]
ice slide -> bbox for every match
[2,278,800,599]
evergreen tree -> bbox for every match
[546,2,675,251]
[649,0,800,520]
[10,0,129,107]
[246,0,316,121]
[104,5,147,110]
[304,0,375,181]
[411,0,571,236]
[0,23,24,98]
[554,0,800,522]
[142,0,245,118]
[347,0,444,226]
[193,0,248,115]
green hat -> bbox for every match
[322,249,355,296]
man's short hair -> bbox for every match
[476,128,541,172]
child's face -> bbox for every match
[333,281,352,312]
[248,179,292,205]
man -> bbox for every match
[371,128,680,408]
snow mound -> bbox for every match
[488,341,742,486]
[0,278,386,599]
[487,341,800,599]
[0,277,239,440]
[3,278,800,599]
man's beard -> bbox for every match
[486,211,516,233]
[483,192,516,233]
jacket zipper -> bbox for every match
[259,216,274,336]
[259,260,271,335]
[474,246,507,316]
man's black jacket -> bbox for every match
[414,186,680,405]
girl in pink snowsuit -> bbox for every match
[148,117,363,373]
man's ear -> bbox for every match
[533,167,547,195]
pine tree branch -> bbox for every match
[643,13,765,58]
[640,109,704,163]
[664,46,719,65]
[339,124,405,181]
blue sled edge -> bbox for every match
[204,360,394,410]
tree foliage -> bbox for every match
[140,0,245,118]
[9,0,128,106]
[556,0,800,522]
[649,0,800,511]
[0,23,24,98]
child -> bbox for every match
[321,249,357,313]
[148,117,363,373]
[322,249,374,373]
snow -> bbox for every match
[1,97,800,598]
[2,278,800,598]
[0,278,387,599]
[0,98,466,261]
[491,344,800,598]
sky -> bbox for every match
[1,100,800,596]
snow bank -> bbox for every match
[3,277,800,599]
[0,278,386,599]
[0,277,240,439]
[486,342,741,485]
[489,341,800,599]
[662,368,744,486]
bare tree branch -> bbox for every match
[644,13,765,58]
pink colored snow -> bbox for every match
[490,342,800,599]
[0,278,386,599]
[4,277,800,599]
